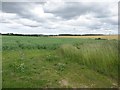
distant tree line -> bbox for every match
[0,33,104,36]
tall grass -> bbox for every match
[58,41,118,79]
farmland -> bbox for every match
[2,35,118,88]
[53,35,118,40]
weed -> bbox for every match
[55,63,66,72]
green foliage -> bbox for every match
[9,60,25,73]
[54,63,66,72]
[2,36,118,88]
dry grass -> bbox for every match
[53,35,118,40]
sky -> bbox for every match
[0,0,118,35]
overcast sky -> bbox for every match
[0,0,118,35]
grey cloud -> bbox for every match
[2,2,45,22]
[2,2,47,27]
[103,17,118,25]
[2,2,33,18]
[44,2,111,20]
[1,20,11,23]
[20,24,41,28]
[0,2,2,11]
[1,2,118,34]
[88,24,102,30]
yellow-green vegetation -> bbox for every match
[2,36,118,88]
[54,35,118,40]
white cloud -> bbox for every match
[43,0,65,12]
[18,18,41,27]
[1,2,118,35]
[31,5,45,18]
